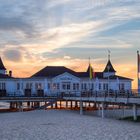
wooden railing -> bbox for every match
[0,89,139,99]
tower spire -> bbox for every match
[89,57,91,65]
[108,50,111,61]
[87,57,93,79]
[0,57,6,70]
[0,57,6,75]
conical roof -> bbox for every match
[86,64,93,73]
[86,65,90,73]
[0,57,6,70]
[103,60,116,73]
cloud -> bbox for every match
[0,0,139,88]
[64,55,71,59]
[0,16,31,31]
[3,49,22,62]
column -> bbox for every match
[55,101,58,108]
[27,102,30,108]
[60,100,62,108]
[19,102,23,112]
[71,101,72,109]
[66,100,68,108]
[75,101,78,108]
[133,104,137,121]
[101,102,104,118]
[122,106,125,118]
[80,100,83,115]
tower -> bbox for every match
[86,57,94,79]
[0,57,6,75]
[103,51,116,78]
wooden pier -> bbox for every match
[0,92,140,121]
[63,93,140,120]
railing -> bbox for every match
[62,90,140,98]
[0,90,139,99]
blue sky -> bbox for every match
[0,0,139,87]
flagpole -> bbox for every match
[107,50,111,96]
[108,50,110,61]
[137,51,139,94]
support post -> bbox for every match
[98,104,100,116]
[45,102,47,110]
[75,101,78,108]
[80,100,83,115]
[101,102,104,119]
[122,106,125,118]
[60,100,62,108]
[51,100,53,109]
[66,100,68,108]
[19,102,23,112]
[10,102,13,109]
[55,101,58,108]
[133,104,137,121]
[71,101,72,109]
[88,102,91,107]
[27,102,30,108]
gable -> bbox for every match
[52,72,80,82]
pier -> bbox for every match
[0,91,140,121]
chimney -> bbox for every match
[9,70,12,77]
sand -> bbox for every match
[0,110,140,140]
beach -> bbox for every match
[0,110,140,140]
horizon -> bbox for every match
[0,0,140,89]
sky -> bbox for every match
[0,0,140,88]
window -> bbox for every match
[35,83,42,89]
[73,83,76,90]
[26,83,32,89]
[48,83,50,89]
[53,83,60,90]
[62,84,66,90]
[0,83,6,90]
[57,83,59,90]
[52,83,57,90]
[76,83,79,90]
[73,83,79,90]
[91,83,94,90]
[103,83,108,90]
[99,83,102,90]
[26,83,30,89]
[2,83,5,89]
[62,82,71,90]
[81,83,84,90]
[17,83,20,90]
[119,83,125,90]
[67,84,70,90]
[84,83,87,90]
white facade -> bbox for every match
[0,72,132,96]
[0,58,132,96]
